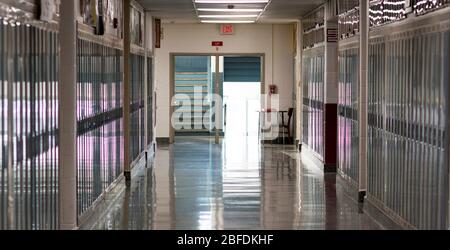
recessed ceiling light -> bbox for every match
[197,8,264,12]
[201,20,256,23]
[199,15,258,18]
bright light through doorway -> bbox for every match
[223,82,261,137]
[223,82,261,168]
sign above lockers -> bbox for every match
[80,0,123,37]
[78,0,144,44]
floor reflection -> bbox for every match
[88,136,381,230]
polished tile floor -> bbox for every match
[87,136,382,230]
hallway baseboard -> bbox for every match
[363,198,408,230]
[323,164,337,173]
[78,155,153,230]
[336,173,360,204]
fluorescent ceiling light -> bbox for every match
[194,0,271,24]
[197,8,264,12]
[199,14,258,18]
[201,20,255,23]
[195,0,269,3]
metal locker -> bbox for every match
[0,21,61,230]
[302,48,325,158]
[366,15,450,229]
[74,36,135,218]
[337,45,359,182]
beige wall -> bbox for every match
[154,23,295,138]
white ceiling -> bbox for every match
[137,0,325,23]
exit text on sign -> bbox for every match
[220,24,234,35]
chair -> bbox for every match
[279,108,294,145]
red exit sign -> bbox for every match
[220,24,234,35]
[212,41,224,47]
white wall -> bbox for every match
[154,23,295,138]
[272,24,295,112]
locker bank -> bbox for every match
[0,0,449,230]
